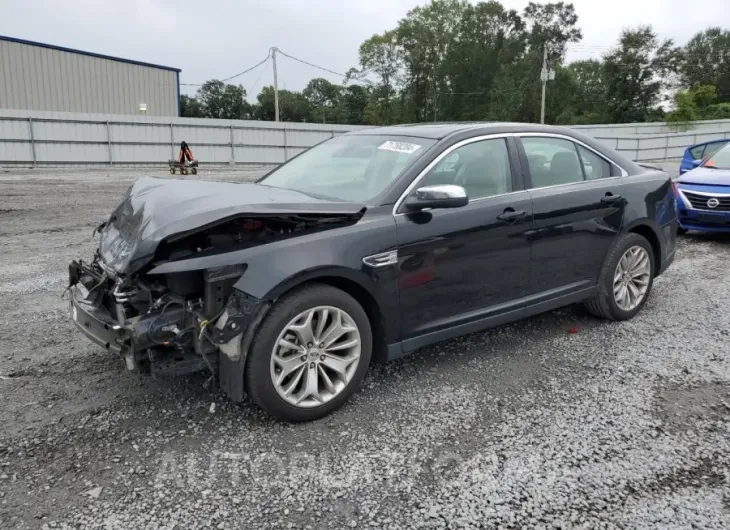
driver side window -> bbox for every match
[420,138,512,199]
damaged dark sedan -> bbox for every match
[68,123,677,422]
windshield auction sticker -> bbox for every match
[377,141,422,154]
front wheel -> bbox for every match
[245,284,372,422]
[585,233,655,321]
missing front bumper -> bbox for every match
[70,286,129,355]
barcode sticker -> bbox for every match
[377,141,422,154]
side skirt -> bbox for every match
[384,285,599,362]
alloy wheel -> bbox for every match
[270,306,361,408]
[613,245,651,312]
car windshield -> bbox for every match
[706,143,730,169]
[258,135,436,202]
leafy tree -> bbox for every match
[180,94,205,118]
[303,78,342,123]
[254,86,312,122]
[602,26,678,123]
[338,85,370,124]
[666,84,727,128]
[522,1,582,60]
[357,31,403,124]
[680,28,730,103]
[196,80,252,119]
[566,60,606,122]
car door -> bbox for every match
[519,135,626,299]
[394,136,533,347]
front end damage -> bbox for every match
[68,179,364,397]
[69,257,235,378]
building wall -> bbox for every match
[0,38,179,117]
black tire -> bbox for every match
[585,232,655,321]
[245,284,372,422]
[169,167,175,174]
[677,226,688,235]
[191,167,197,175]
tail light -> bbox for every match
[670,178,679,198]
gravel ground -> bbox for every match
[1,164,730,529]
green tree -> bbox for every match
[254,86,313,122]
[180,94,205,118]
[337,85,370,124]
[523,1,582,60]
[602,26,678,123]
[666,84,721,128]
[680,28,730,103]
[357,30,403,124]
[565,59,606,123]
[303,78,342,123]
[196,80,252,119]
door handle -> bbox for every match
[601,193,622,204]
[496,209,526,222]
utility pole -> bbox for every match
[271,47,280,122]
[539,45,555,125]
[540,46,547,125]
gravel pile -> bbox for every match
[1,166,729,529]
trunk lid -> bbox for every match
[99,177,365,275]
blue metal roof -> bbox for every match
[0,35,181,73]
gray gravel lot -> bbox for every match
[1,164,730,529]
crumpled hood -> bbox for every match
[99,177,365,275]
[678,167,730,186]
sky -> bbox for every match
[2,0,729,100]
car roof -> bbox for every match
[345,122,585,140]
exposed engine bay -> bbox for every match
[68,212,359,380]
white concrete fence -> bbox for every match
[1,109,729,167]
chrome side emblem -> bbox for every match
[707,198,720,208]
[363,250,398,268]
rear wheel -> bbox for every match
[677,226,688,235]
[585,233,655,321]
[245,284,372,422]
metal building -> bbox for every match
[0,35,181,116]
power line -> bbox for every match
[179,52,271,87]
[276,48,348,78]
[220,52,271,82]
[276,48,374,85]
[249,55,271,95]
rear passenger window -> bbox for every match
[689,145,706,160]
[577,145,612,179]
[703,141,729,159]
[522,137,584,187]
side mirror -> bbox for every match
[404,185,469,211]
[692,159,703,168]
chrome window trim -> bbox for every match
[392,131,629,215]
[526,176,622,193]
[392,133,516,215]
[517,132,629,177]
